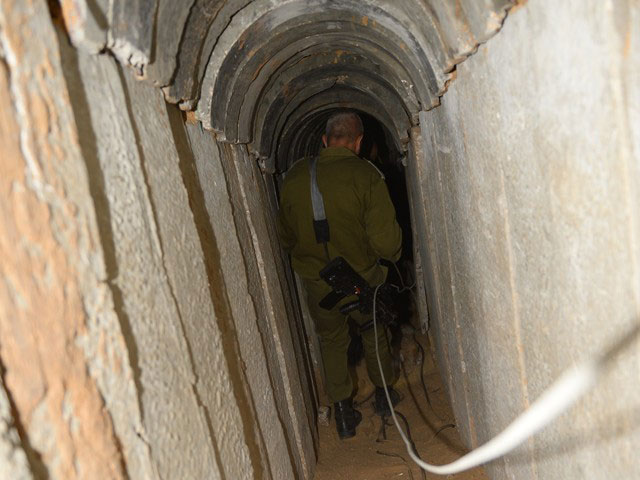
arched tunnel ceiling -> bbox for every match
[63,0,515,170]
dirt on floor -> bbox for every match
[314,327,489,480]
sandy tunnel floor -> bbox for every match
[314,328,489,480]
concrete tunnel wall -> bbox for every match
[1,1,639,480]
[409,2,640,479]
[1,2,315,479]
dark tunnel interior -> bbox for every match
[4,2,638,480]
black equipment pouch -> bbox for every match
[318,256,398,327]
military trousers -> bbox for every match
[304,278,397,404]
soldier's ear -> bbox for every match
[322,135,328,147]
[355,134,364,154]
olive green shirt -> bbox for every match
[277,147,402,288]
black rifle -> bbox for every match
[318,256,398,330]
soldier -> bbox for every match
[277,110,402,439]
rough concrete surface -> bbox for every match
[60,0,109,54]
[0,382,32,480]
[63,0,514,167]
[64,47,226,480]
[123,70,260,480]
[108,0,157,73]
[143,0,196,86]
[184,120,301,480]
[417,1,640,478]
[0,2,134,479]
[2,2,317,477]
[3,0,639,479]
[219,143,317,479]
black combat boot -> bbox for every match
[334,398,362,439]
[374,386,402,416]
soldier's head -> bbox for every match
[322,111,364,155]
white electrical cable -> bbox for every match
[372,284,630,476]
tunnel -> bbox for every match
[1,1,639,479]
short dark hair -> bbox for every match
[325,111,364,143]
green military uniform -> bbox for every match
[278,146,402,403]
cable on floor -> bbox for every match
[373,283,640,475]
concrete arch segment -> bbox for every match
[205,14,433,128]
[196,0,449,129]
[221,41,421,144]
[164,0,253,108]
[234,33,421,137]
[63,0,516,151]
[278,104,401,170]
[252,66,410,159]
[272,87,408,170]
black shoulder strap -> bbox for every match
[308,156,331,261]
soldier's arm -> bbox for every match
[277,201,297,252]
[364,173,402,262]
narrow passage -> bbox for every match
[310,113,487,479]
[315,331,489,480]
